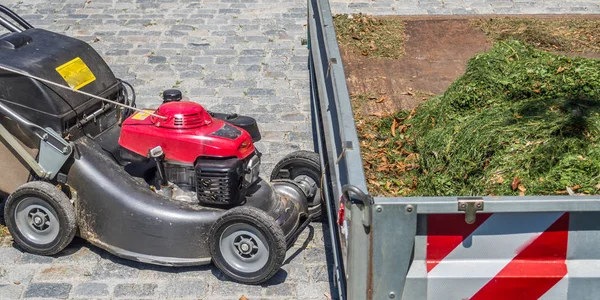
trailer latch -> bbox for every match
[342,185,373,228]
[457,198,484,224]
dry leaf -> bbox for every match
[405,153,420,163]
[369,40,378,51]
[375,96,387,103]
[405,164,419,171]
[324,292,333,300]
[398,125,408,134]
[385,181,392,189]
[556,66,567,74]
[239,296,249,300]
[511,177,520,191]
[401,90,415,96]
[391,118,398,137]
[369,112,389,118]
[494,175,504,184]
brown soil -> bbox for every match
[342,19,492,115]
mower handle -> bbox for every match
[0,5,33,32]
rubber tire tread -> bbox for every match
[269,150,321,182]
[4,181,76,256]
[270,150,323,220]
[209,206,286,284]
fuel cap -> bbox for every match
[162,89,182,103]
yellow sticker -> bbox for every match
[131,110,155,120]
[55,57,96,90]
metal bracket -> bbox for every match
[0,101,72,180]
[458,198,484,224]
[342,185,373,228]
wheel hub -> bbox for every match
[14,197,62,245]
[233,234,259,258]
[28,208,50,231]
[219,223,271,274]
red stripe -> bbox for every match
[426,213,492,272]
[470,213,570,300]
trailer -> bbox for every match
[307,0,600,299]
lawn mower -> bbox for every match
[0,6,322,284]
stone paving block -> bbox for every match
[18,253,54,265]
[113,283,157,297]
[0,284,24,300]
[0,247,23,265]
[91,260,140,280]
[161,279,208,298]
[23,282,71,299]
[73,282,109,297]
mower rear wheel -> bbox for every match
[4,181,76,256]
[209,206,286,284]
[270,150,323,220]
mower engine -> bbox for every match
[118,91,262,206]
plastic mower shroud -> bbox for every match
[0,6,322,284]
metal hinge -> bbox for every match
[458,198,484,224]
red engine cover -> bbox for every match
[118,101,255,163]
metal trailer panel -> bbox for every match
[395,211,600,300]
[306,0,600,298]
[307,0,371,298]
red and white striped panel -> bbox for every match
[426,212,570,300]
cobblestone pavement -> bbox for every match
[0,0,333,299]
[0,223,335,299]
[331,0,600,15]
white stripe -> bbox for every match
[428,212,563,300]
[539,276,569,300]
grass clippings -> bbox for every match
[357,41,600,197]
[333,14,406,59]
[472,17,600,53]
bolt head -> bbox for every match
[476,203,482,209]
[460,203,467,209]
[406,205,413,213]
[241,243,250,252]
[389,291,396,298]
[376,206,383,213]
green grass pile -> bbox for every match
[375,41,600,196]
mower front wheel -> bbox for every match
[209,206,286,284]
[4,181,76,256]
